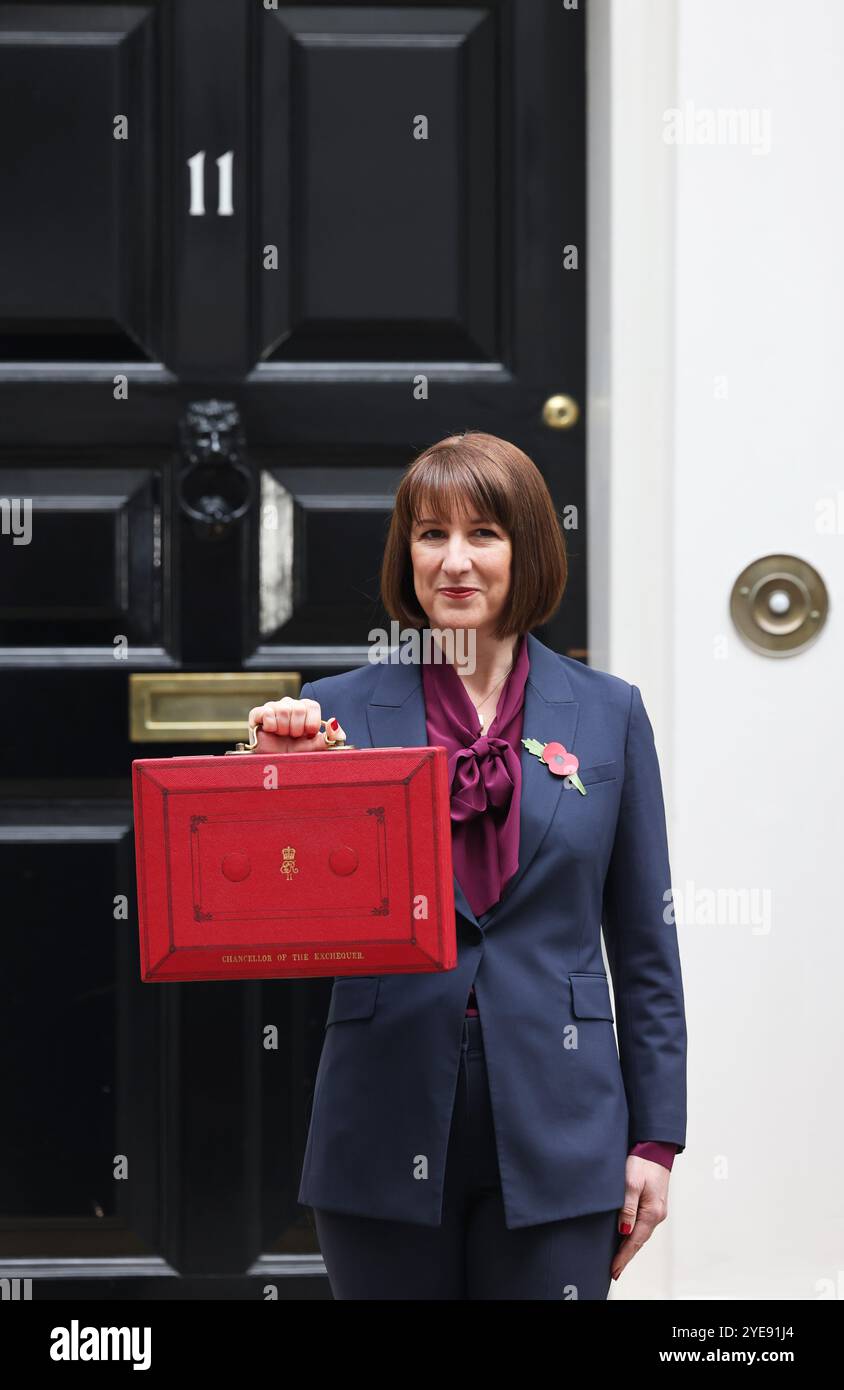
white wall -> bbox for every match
[589,0,844,1300]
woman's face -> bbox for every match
[409,498,512,637]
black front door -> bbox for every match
[0,0,586,1295]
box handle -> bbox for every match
[225,718,355,755]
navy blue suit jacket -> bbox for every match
[297,632,687,1229]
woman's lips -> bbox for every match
[439,588,478,598]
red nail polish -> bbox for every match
[330,718,339,729]
[620,1222,632,1235]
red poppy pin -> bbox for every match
[521,738,587,795]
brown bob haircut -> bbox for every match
[380,431,568,640]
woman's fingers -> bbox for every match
[248,697,322,739]
[286,699,316,738]
[610,1164,669,1280]
[245,699,347,751]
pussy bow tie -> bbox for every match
[448,735,520,823]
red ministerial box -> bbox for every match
[132,745,456,982]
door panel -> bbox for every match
[0,463,166,656]
[0,3,160,362]
[256,5,497,362]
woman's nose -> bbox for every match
[442,542,472,571]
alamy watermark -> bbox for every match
[666,881,773,935]
[663,101,772,156]
[368,622,479,675]
[0,497,32,545]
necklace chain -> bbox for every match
[462,664,513,731]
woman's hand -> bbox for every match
[610,1156,670,1281]
[246,697,347,754]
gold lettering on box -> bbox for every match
[280,845,298,880]
[313,951,366,960]
[221,954,273,963]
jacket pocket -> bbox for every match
[569,972,615,1021]
[325,975,381,1027]
[576,760,618,786]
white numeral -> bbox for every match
[187,149,235,216]
[216,150,234,216]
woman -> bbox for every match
[248,432,687,1300]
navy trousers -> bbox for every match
[312,1014,622,1299]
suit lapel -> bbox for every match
[364,631,580,929]
[498,633,579,910]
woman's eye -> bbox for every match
[419,528,498,540]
